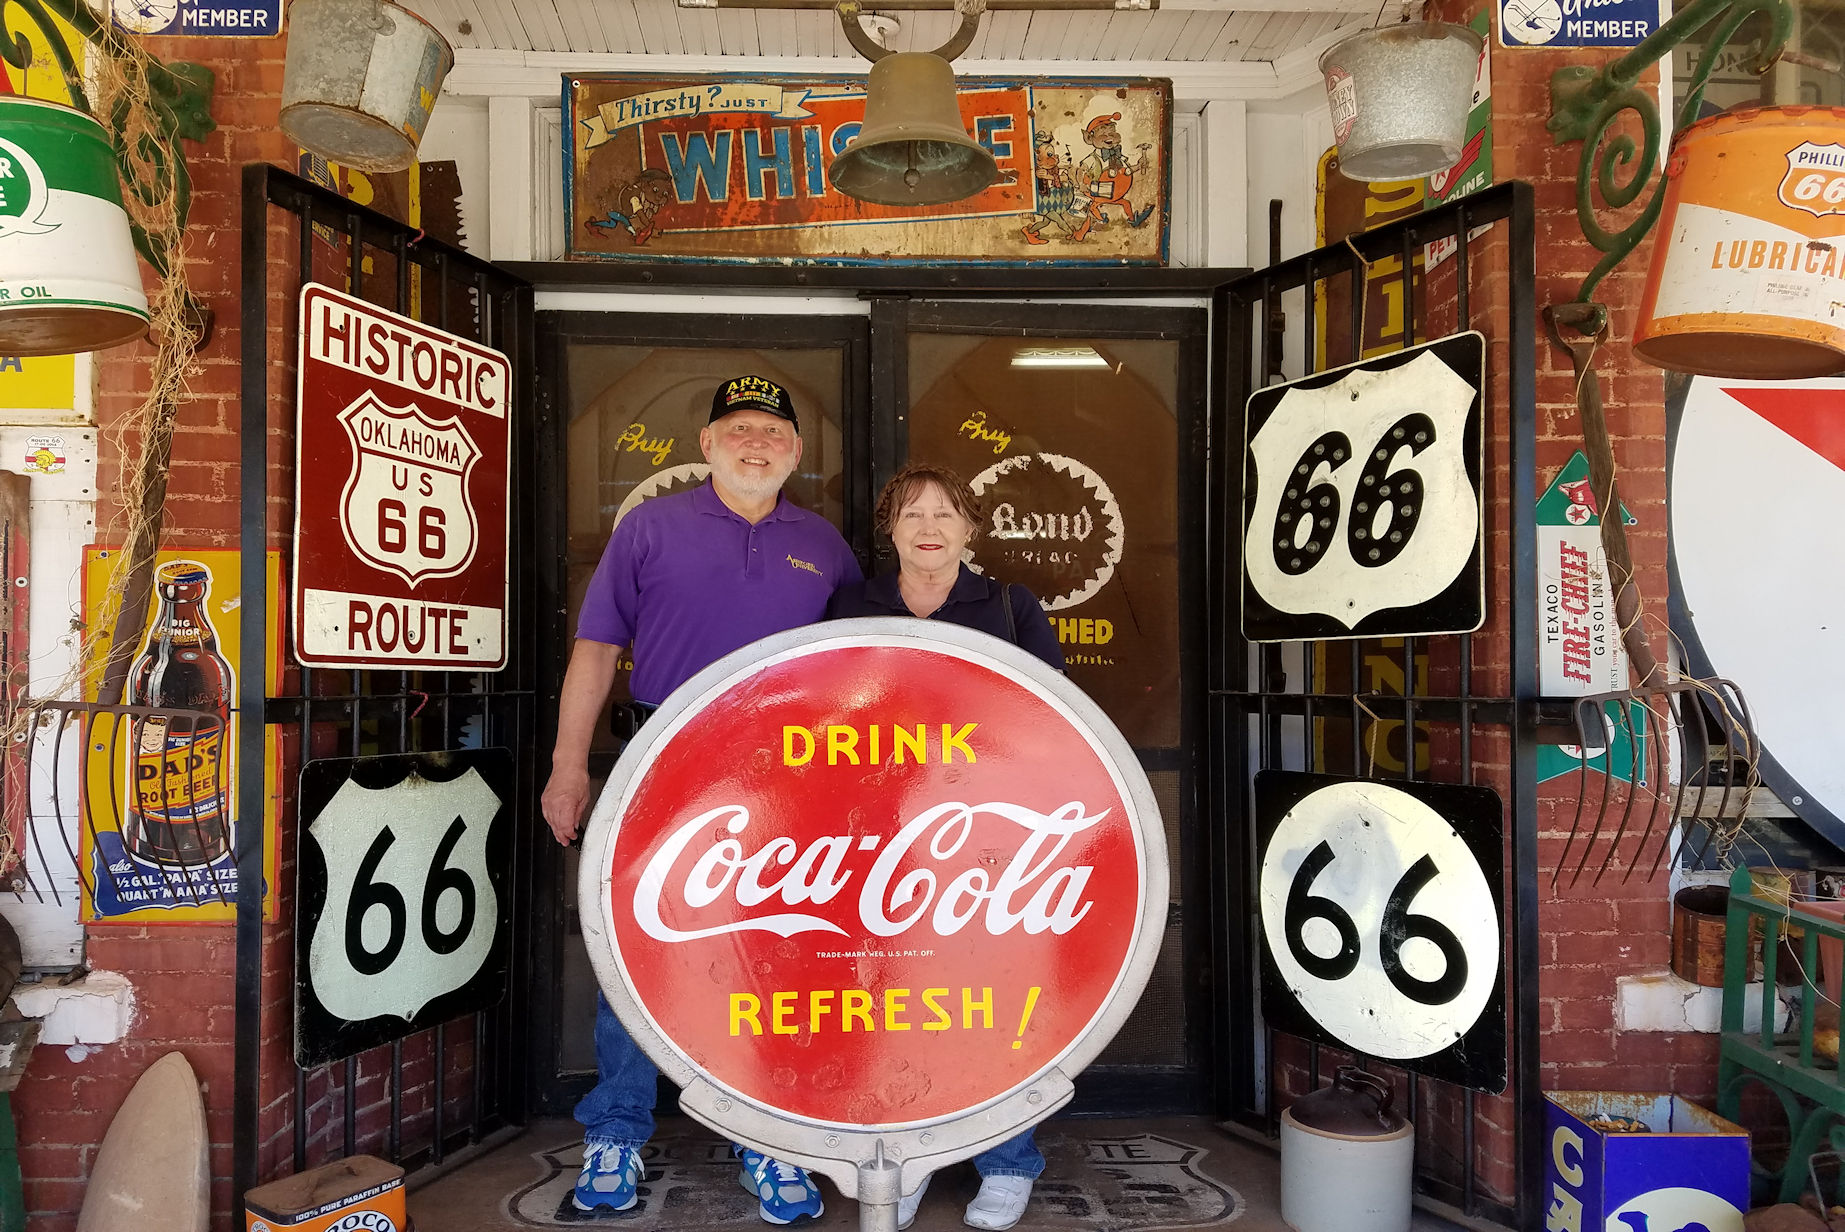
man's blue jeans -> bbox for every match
[576,994,659,1147]
[973,1130,1044,1179]
[578,994,1045,1179]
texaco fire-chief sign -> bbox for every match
[580,619,1168,1198]
[294,283,511,670]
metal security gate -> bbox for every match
[1209,182,1543,1226]
[235,164,537,1210]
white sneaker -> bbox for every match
[898,1175,931,1230]
[964,1175,1032,1231]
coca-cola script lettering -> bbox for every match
[589,635,1152,1126]
[636,800,1104,943]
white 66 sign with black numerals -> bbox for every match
[1242,332,1485,642]
[1256,770,1506,1092]
[295,750,514,1068]
[294,283,511,671]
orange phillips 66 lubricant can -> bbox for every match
[1635,105,1845,379]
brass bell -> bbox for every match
[829,52,998,207]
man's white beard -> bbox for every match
[716,458,794,504]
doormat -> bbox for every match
[505,1127,1244,1228]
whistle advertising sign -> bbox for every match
[567,73,1171,266]
[580,619,1167,1184]
[294,283,511,670]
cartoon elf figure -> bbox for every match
[1020,132,1085,245]
[587,167,674,246]
[1071,112,1155,242]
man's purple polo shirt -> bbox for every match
[577,481,861,704]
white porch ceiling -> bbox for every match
[416,0,1373,64]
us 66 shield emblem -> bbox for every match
[337,392,481,587]
[294,749,514,1068]
[1241,332,1485,642]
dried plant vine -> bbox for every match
[0,1,216,707]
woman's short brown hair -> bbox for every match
[874,462,985,543]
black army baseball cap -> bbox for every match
[710,374,798,431]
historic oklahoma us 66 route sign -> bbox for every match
[294,283,510,670]
[580,619,1168,1199]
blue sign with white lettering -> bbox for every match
[110,0,281,37]
[1544,1094,1748,1232]
[1498,0,1662,48]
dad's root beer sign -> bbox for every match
[566,74,1170,266]
[580,619,1168,1189]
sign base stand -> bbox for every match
[857,1145,901,1232]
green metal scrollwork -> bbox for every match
[0,0,215,280]
[1548,0,1794,303]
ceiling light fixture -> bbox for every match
[1010,346,1111,369]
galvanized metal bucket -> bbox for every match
[0,97,149,357]
[280,0,453,174]
[1320,21,1482,183]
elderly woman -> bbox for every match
[825,462,1062,1231]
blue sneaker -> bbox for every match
[735,1145,824,1224]
[573,1139,642,1213]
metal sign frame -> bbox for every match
[578,617,1169,1205]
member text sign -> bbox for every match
[294,284,511,669]
[580,620,1168,1193]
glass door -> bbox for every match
[531,298,1211,1119]
[533,310,871,1110]
[892,301,1211,1114]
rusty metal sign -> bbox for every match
[1242,331,1486,642]
[293,283,511,670]
[565,74,1170,265]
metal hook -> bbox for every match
[836,0,985,63]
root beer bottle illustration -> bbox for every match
[123,561,235,865]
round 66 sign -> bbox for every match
[580,619,1167,1195]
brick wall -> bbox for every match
[1438,0,1713,1188]
[13,33,293,1231]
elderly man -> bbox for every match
[542,374,861,1222]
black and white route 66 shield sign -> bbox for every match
[1256,770,1506,1092]
[295,749,513,1067]
[1242,333,1485,642]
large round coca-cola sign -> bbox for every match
[580,619,1166,1179]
